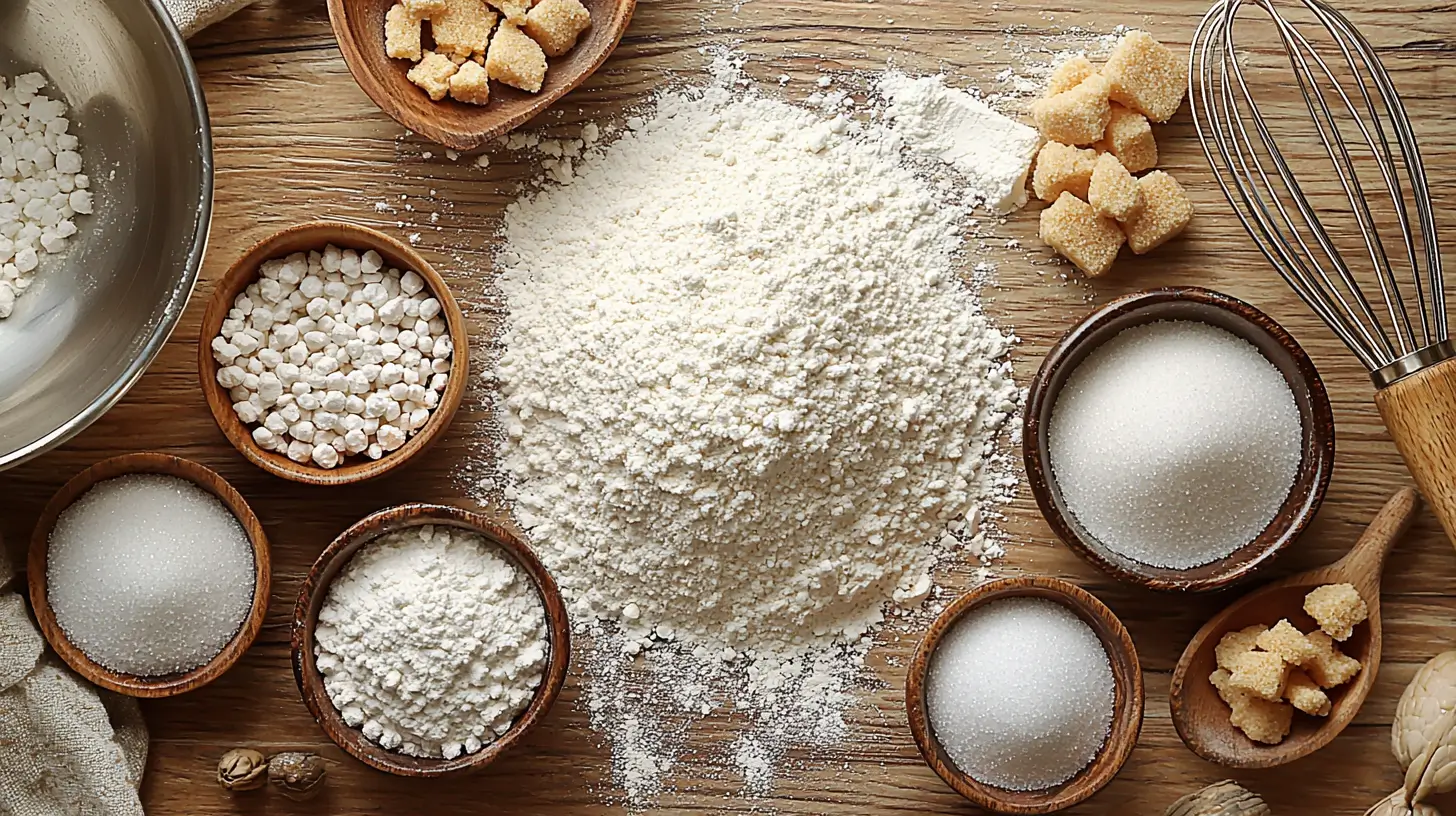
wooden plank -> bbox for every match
[4,0,1456,811]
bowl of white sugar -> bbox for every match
[291,503,570,776]
[906,576,1144,814]
[1024,287,1334,592]
[27,453,270,697]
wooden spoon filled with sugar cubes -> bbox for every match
[1169,488,1421,768]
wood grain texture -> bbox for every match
[3,0,1456,812]
[905,576,1144,814]
[1169,488,1420,768]
[198,220,469,485]
[290,502,571,776]
[1022,287,1336,592]
[328,0,637,148]
[1377,358,1456,553]
[26,452,271,698]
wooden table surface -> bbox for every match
[5,0,1456,812]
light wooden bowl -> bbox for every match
[1023,286,1335,592]
[327,0,637,150]
[291,503,571,776]
[1169,488,1420,768]
[27,452,271,698]
[198,221,469,486]
[905,576,1144,815]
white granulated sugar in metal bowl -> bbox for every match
[486,53,1022,803]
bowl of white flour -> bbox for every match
[291,503,569,775]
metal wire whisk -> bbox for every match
[1190,0,1448,388]
[1190,0,1456,547]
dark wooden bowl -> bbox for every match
[1022,286,1335,592]
[27,453,271,698]
[328,0,637,150]
[291,503,571,776]
[906,576,1144,814]
[198,221,469,486]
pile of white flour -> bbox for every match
[314,525,548,759]
[488,56,1022,803]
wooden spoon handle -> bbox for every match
[1377,357,1456,549]
[1333,487,1422,584]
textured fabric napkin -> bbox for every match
[162,0,254,37]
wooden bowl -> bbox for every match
[906,576,1144,814]
[291,503,571,776]
[198,221,469,486]
[327,0,637,150]
[1022,286,1335,592]
[27,452,271,698]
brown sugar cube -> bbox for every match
[1304,630,1362,688]
[1097,104,1158,173]
[1283,668,1332,717]
[402,0,447,16]
[487,0,531,24]
[1102,30,1185,123]
[1227,650,1290,702]
[486,21,548,93]
[407,51,460,101]
[1088,152,1141,222]
[1039,192,1125,278]
[1215,625,1268,671]
[1230,695,1294,745]
[1122,170,1193,254]
[523,0,592,57]
[384,3,423,61]
[1031,74,1112,146]
[1256,619,1319,666]
[432,0,499,58]
[1304,583,1369,641]
[1031,142,1097,202]
[1046,55,1097,96]
[449,59,491,105]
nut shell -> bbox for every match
[216,748,267,792]
[1394,652,1456,802]
[268,751,326,801]
[1166,780,1271,816]
[1364,790,1441,816]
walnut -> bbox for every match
[267,752,327,801]
[1166,781,1270,815]
[216,748,267,792]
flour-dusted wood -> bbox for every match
[3,0,1456,812]
[905,576,1143,814]
[1169,489,1420,768]
[26,452,271,698]
[198,221,470,486]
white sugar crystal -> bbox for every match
[1049,320,1302,569]
[47,475,255,676]
[926,598,1114,791]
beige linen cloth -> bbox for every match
[162,0,254,37]
[0,542,149,816]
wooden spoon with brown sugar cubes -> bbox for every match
[1169,488,1421,768]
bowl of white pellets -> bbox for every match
[291,503,570,776]
[199,221,468,485]
[27,452,270,698]
[1022,287,1335,593]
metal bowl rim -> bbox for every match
[1,0,215,471]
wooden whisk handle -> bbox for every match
[1375,356,1456,548]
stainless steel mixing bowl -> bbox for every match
[0,0,212,470]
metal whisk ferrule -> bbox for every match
[1189,0,1448,388]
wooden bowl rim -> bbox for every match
[325,0,638,150]
[197,220,470,486]
[905,576,1145,814]
[290,502,572,776]
[1021,286,1335,592]
[27,452,271,698]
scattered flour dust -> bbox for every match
[481,54,1023,805]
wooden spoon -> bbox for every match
[1169,487,1421,767]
